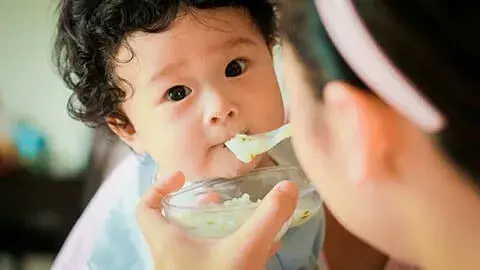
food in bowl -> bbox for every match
[162,166,321,240]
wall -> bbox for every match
[0,0,93,177]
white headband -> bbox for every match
[314,0,445,133]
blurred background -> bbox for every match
[0,1,130,269]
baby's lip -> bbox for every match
[239,128,250,135]
[220,128,250,146]
[212,138,233,149]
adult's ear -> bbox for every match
[323,82,397,185]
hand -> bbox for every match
[136,172,298,270]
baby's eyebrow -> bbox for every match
[147,59,187,85]
[218,37,257,50]
[145,37,257,85]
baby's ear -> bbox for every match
[107,117,146,154]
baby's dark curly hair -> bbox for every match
[54,0,277,128]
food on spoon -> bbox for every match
[225,124,292,163]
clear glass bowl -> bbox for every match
[162,166,322,240]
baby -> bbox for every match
[52,1,324,269]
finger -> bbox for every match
[136,203,186,256]
[233,180,298,252]
[136,172,186,249]
[136,171,184,231]
[146,171,185,209]
[195,191,222,205]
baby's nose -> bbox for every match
[203,87,239,125]
[208,107,238,125]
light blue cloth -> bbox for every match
[53,152,324,270]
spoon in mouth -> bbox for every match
[224,124,292,163]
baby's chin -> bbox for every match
[222,154,270,178]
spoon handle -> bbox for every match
[265,124,292,150]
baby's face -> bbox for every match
[113,8,284,181]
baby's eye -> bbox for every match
[225,59,248,78]
[166,85,192,102]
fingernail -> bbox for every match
[154,171,176,187]
[276,181,298,200]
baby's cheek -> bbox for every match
[175,149,214,181]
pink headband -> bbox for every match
[313,0,445,133]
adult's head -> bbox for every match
[280,0,480,267]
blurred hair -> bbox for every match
[280,0,480,183]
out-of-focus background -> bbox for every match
[0,1,130,269]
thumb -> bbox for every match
[232,180,298,252]
[136,171,185,251]
[136,171,184,234]
[144,171,185,209]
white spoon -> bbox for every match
[225,124,292,163]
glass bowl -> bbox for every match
[162,166,322,240]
